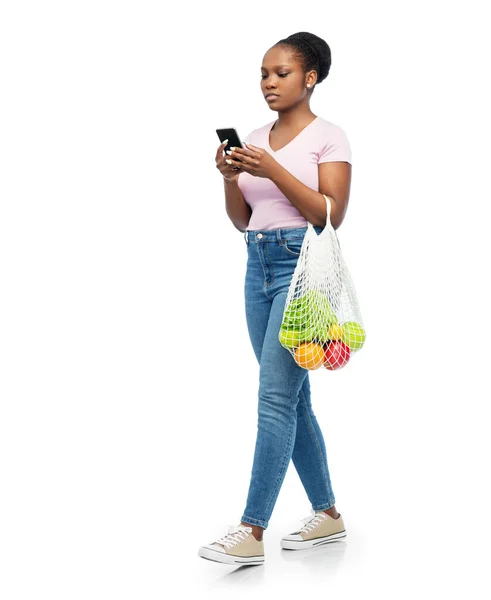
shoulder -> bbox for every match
[314,116,350,140]
[314,117,352,163]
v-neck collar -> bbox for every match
[266,116,319,153]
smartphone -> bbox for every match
[216,128,245,171]
[216,128,244,155]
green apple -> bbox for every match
[341,321,366,350]
[279,328,302,349]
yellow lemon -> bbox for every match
[327,324,344,341]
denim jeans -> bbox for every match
[241,225,336,530]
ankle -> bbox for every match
[323,506,340,519]
[241,521,263,541]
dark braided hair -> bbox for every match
[273,32,331,92]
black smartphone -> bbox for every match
[216,128,244,154]
[216,128,245,171]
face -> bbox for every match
[260,45,316,109]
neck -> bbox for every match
[273,105,316,129]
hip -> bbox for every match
[244,225,324,257]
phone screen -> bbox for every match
[216,128,245,171]
[216,128,243,154]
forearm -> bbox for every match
[269,164,336,229]
[223,179,252,232]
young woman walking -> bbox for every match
[199,31,351,566]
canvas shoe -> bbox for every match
[281,509,347,550]
[198,523,265,566]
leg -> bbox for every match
[292,376,337,511]
[245,281,338,516]
[241,273,271,541]
[241,291,309,531]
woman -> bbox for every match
[199,32,351,566]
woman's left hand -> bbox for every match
[225,143,279,179]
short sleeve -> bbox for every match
[318,126,352,164]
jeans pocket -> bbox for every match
[282,238,305,256]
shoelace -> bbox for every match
[297,510,327,534]
[214,524,253,549]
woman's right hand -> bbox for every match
[215,140,242,182]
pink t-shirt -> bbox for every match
[237,116,351,231]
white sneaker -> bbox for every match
[281,510,347,550]
[198,524,265,566]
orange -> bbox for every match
[294,342,325,370]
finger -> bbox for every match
[225,157,246,168]
[226,150,252,166]
[229,145,254,157]
[215,138,229,161]
[227,159,249,174]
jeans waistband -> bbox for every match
[244,225,323,244]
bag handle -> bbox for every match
[323,194,332,223]
[308,194,332,230]
[322,194,341,247]
[308,194,338,247]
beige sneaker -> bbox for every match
[198,524,265,566]
[281,510,347,550]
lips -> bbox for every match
[265,94,279,101]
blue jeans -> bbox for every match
[241,226,336,530]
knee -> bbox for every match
[257,386,297,425]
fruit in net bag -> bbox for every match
[278,328,302,349]
[279,325,317,349]
[323,340,351,370]
[294,342,325,370]
[282,290,339,344]
[327,324,343,341]
[279,198,366,370]
[341,321,366,351]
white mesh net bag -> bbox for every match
[279,195,366,371]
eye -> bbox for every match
[260,73,289,79]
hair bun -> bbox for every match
[279,32,332,86]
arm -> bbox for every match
[223,179,252,233]
[269,161,352,230]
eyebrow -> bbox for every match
[260,65,291,70]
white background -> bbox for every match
[1,0,490,598]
